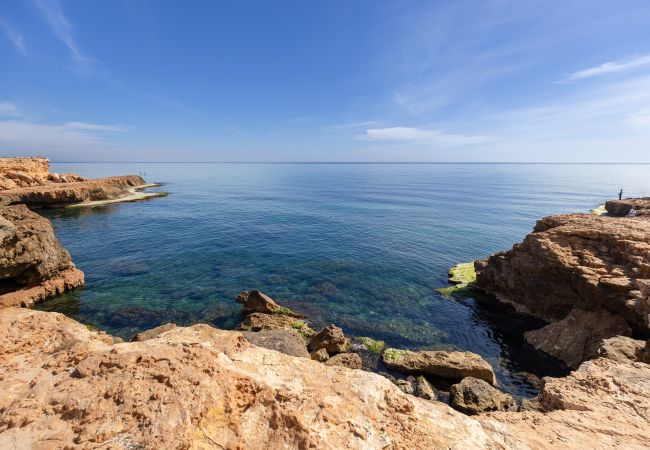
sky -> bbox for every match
[1,0,650,162]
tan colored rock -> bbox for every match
[235,290,303,317]
[310,348,329,362]
[415,375,436,400]
[524,308,632,368]
[450,377,516,415]
[383,348,497,385]
[605,197,650,217]
[637,339,650,363]
[309,324,350,354]
[0,308,498,449]
[131,323,177,341]
[596,335,645,363]
[238,312,314,337]
[0,157,50,180]
[475,213,650,334]
[0,204,84,307]
[325,352,362,369]
[241,329,310,358]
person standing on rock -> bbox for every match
[619,189,623,200]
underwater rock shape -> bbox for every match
[382,348,496,385]
[309,324,350,354]
[450,377,516,415]
[436,262,477,298]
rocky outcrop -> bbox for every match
[524,308,632,368]
[382,348,497,385]
[475,214,650,335]
[2,307,649,449]
[241,329,311,358]
[0,157,51,187]
[0,204,84,307]
[324,352,362,369]
[637,340,650,363]
[309,324,350,354]
[236,290,303,317]
[238,312,314,337]
[605,197,650,217]
[450,377,516,415]
[596,335,646,363]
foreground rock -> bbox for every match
[450,377,516,415]
[382,348,497,385]
[241,329,310,358]
[524,308,632,368]
[475,214,650,335]
[596,335,646,363]
[605,197,650,217]
[2,308,649,448]
[0,308,497,449]
[324,352,362,369]
[0,204,84,307]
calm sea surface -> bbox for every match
[38,163,650,398]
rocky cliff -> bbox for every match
[605,197,650,217]
[0,204,84,307]
[0,307,648,449]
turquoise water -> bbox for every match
[38,163,649,398]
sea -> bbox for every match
[37,162,650,398]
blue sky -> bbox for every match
[1,0,650,162]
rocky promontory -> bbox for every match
[0,157,160,207]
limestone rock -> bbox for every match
[596,335,645,363]
[383,348,496,385]
[475,213,650,334]
[309,324,350,354]
[310,348,329,362]
[415,375,436,400]
[637,339,650,363]
[0,205,84,307]
[241,329,310,358]
[325,352,362,369]
[450,377,516,415]
[238,312,314,337]
[524,308,632,368]
[605,197,650,217]
[131,323,177,342]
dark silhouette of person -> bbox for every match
[619,189,623,200]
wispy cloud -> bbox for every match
[32,0,94,73]
[0,101,20,117]
[561,54,650,83]
[360,127,491,147]
[0,18,27,55]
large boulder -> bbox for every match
[0,205,84,307]
[241,329,310,358]
[382,349,496,385]
[524,308,632,368]
[475,214,650,335]
[450,377,516,415]
[596,335,646,363]
[309,324,350,354]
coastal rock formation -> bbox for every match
[2,307,649,448]
[0,204,84,307]
[605,197,650,217]
[596,335,646,363]
[241,329,310,358]
[450,377,516,415]
[324,352,362,369]
[235,290,303,317]
[637,340,650,363]
[238,312,314,337]
[382,348,497,385]
[475,214,650,336]
[524,308,632,368]
[309,324,350,354]
[0,308,497,449]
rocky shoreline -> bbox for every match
[0,158,649,448]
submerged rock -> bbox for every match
[0,204,84,307]
[241,329,310,358]
[236,290,303,317]
[450,377,516,415]
[524,308,632,368]
[382,348,496,385]
[325,352,362,369]
[436,262,477,298]
[309,324,350,354]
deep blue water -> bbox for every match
[38,163,650,398]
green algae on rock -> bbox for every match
[359,336,385,354]
[436,262,477,298]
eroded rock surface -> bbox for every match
[450,377,516,415]
[241,329,310,358]
[309,324,350,354]
[596,335,645,363]
[605,197,650,217]
[0,204,84,307]
[382,348,497,385]
[475,214,650,335]
[524,308,632,368]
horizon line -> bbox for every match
[48,161,650,165]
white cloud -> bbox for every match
[361,127,491,147]
[562,54,650,82]
[0,102,20,117]
[33,0,94,73]
[0,18,27,55]
[0,119,127,151]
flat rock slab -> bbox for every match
[241,329,309,358]
[383,349,496,385]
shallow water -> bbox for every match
[37,163,650,398]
